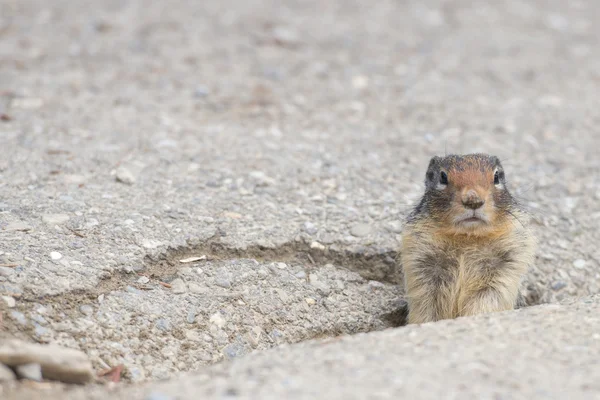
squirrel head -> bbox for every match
[413,153,519,236]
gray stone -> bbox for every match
[34,324,52,339]
[188,283,207,294]
[15,363,43,381]
[385,221,403,234]
[0,267,15,277]
[126,285,144,295]
[170,278,187,294]
[350,223,372,237]
[31,313,48,325]
[295,271,307,280]
[186,310,196,324]
[193,86,210,98]
[155,318,172,332]
[0,339,93,383]
[222,342,247,360]
[215,278,231,288]
[303,221,318,235]
[9,310,27,326]
[551,281,567,291]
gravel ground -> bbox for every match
[1,0,600,397]
[4,296,600,400]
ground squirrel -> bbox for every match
[401,154,536,324]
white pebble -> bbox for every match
[209,312,226,328]
[2,296,16,308]
[50,251,62,260]
[310,241,325,251]
[137,276,150,284]
[573,259,586,268]
[305,298,316,305]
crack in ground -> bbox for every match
[3,238,546,383]
[2,239,407,382]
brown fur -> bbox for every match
[401,154,536,324]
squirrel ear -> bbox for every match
[425,156,441,183]
[427,156,441,169]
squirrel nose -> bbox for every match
[462,189,485,210]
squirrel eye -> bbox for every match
[439,171,448,185]
[494,170,500,185]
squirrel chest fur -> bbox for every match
[401,154,536,324]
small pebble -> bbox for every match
[1,296,15,308]
[368,280,385,289]
[209,312,226,328]
[115,166,136,185]
[137,276,150,284]
[350,223,372,237]
[186,310,196,324]
[551,281,567,291]
[42,214,70,225]
[30,314,48,325]
[249,170,275,186]
[185,330,201,342]
[33,324,51,339]
[573,259,586,268]
[295,271,307,279]
[0,267,15,277]
[188,283,207,294]
[155,318,172,332]
[128,366,145,382]
[50,251,63,260]
[16,363,43,381]
[79,305,94,316]
[170,278,187,294]
[303,221,318,235]
[275,262,287,269]
[246,326,262,348]
[352,75,369,89]
[215,278,231,289]
[193,86,210,98]
[223,343,246,359]
[305,297,316,305]
[126,286,143,295]
[272,26,300,46]
[385,221,403,234]
[142,239,162,249]
[310,241,325,251]
[9,310,28,325]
